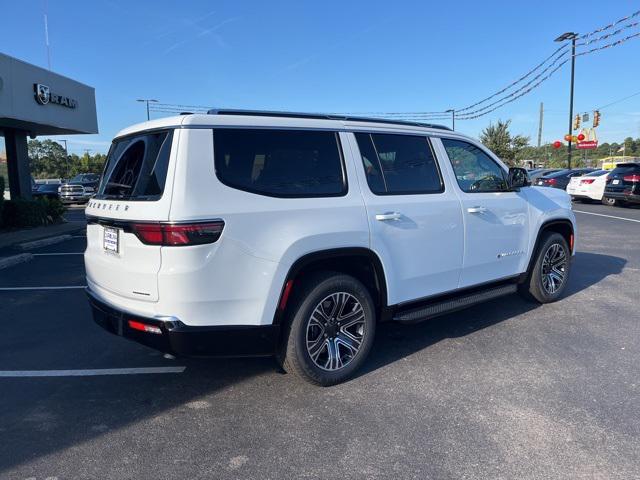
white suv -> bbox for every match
[85,110,576,385]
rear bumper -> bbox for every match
[603,191,640,204]
[86,288,280,357]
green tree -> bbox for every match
[28,139,68,178]
[28,140,107,179]
[479,119,530,166]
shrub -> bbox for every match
[0,196,65,228]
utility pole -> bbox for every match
[537,102,544,148]
[555,32,578,169]
[445,109,455,131]
[136,99,158,121]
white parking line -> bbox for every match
[32,253,84,256]
[0,366,186,377]
[574,210,640,223]
[0,286,86,291]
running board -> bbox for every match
[393,283,518,324]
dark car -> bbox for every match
[529,168,565,182]
[603,163,640,207]
[59,173,100,204]
[32,183,61,200]
[535,168,596,190]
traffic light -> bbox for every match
[573,114,581,130]
[593,110,601,128]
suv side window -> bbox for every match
[214,129,346,198]
[354,133,443,195]
[441,138,508,193]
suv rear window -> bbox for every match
[610,163,640,175]
[214,129,346,197]
[96,130,174,200]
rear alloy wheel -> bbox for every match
[279,272,375,386]
[602,197,627,207]
[519,232,571,303]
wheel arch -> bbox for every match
[524,218,575,277]
[272,247,389,325]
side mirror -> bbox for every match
[508,167,531,189]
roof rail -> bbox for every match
[206,108,451,131]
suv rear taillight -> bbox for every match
[580,179,595,185]
[131,221,224,246]
[623,174,640,182]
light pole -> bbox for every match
[445,109,455,131]
[136,99,158,121]
[555,32,578,169]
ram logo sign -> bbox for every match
[33,83,78,109]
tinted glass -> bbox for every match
[353,133,385,194]
[214,129,345,197]
[610,164,640,175]
[441,138,507,192]
[355,133,443,194]
[97,130,173,200]
[584,170,608,177]
[544,170,571,178]
[568,169,595,177]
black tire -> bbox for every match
[519,232,571,303]
[278,272,376,386]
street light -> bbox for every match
[445,109,455,131]
[136,98,158,121]
[555,31,578,169]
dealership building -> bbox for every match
[0,52,98,199]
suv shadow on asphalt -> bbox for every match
[0,253,625,474]
[356,251,626,380]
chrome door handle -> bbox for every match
[467,206,488,214]
[375,212,402,221]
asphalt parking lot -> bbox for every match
[1,202,639,479]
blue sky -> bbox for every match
[2,0,640,154]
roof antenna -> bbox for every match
[44,0,51,70]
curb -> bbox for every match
[18,234,73,251]
[0,253,34,270]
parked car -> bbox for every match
[529,168,565,182]
[603,162,640,207]
[58,173,100,204]
[566,169,609,203]
[32,183,62,200]
[85,110,576,386]
[536,168,595,190]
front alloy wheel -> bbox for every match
[518,231,571,303]
[541,243,567,294]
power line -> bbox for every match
[456,44,568,113]
[456,58,570,120]
[579,10,640,39]
[575,30,640,57]
[576,20,640,46]
[456,50,570,118]
[594,90,640,111]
